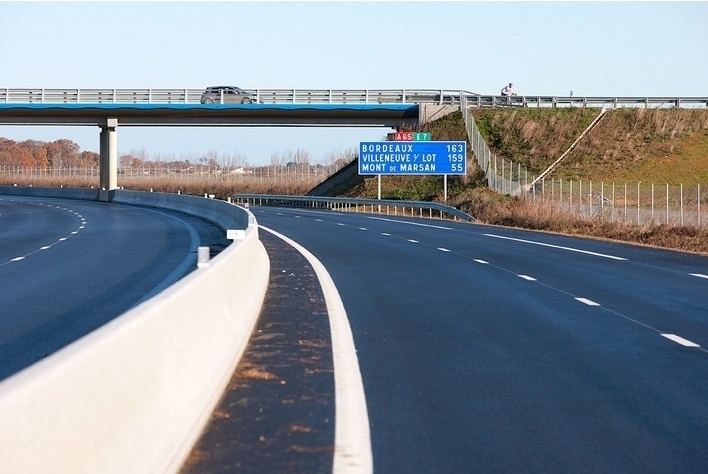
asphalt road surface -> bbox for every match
[0,195,229,381]
[188,205,708,474]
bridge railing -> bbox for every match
[0,88,469,105]
[2,88,706,108]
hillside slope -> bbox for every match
[471,107,708,184]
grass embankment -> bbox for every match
[471,106,708,183]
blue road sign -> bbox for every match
[358,141,466,175]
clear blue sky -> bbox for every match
[1,1,706,166]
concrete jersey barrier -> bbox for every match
[0,187,270,474]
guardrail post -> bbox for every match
[197,246,210,268]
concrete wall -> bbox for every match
[419,103,459,125]
[0,187,270,474]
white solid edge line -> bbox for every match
[484,233,627,260]
[259,226,372,474]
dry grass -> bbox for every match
[0,174,319,201]
[236,363,280,381]
[451,187,708,255]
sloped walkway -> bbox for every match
[528,108,609,188]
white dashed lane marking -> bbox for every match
[575,297,601,306]
[0,199,86,266]
[661,334,701,348]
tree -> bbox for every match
[55,139,81,167]
[19,139,50,168]
[219,152,248,168]
[78,151,99,168]
[0,138,35,167]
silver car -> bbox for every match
[200,86,258,104]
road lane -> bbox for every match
[252,206,708,474]
[0,196,228,381]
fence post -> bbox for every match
[501,159,505,194]
[651,183,655,223]
[666,183,669,225]
[681,183,684,226]
[637,182,641,226]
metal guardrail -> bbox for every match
[1,88,706,108]
[465,95,708,109]
[233,194,475,222]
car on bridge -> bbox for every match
[200,86,258,104]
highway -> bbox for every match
[0,195,229,382]
[4,196,708,472]
[241,206,708,473]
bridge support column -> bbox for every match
[99,118,118,202]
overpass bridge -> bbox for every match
[2,88,706,198]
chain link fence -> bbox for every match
[0,164,337,187]
[461,96,531,196]
[529,179,708,227]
